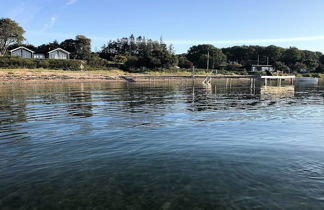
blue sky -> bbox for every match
[1,0,324,53]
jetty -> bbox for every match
[260,75,295,86]
[114,75,296,86]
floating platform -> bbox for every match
[259,75,295,86]
[260,75,296,80]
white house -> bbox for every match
[10,46,71,60]
[10,47,34,59]
[48,48,70,60]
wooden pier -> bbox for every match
[117,74,296,87]
[260,75,295,86]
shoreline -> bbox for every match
[1,69,318,84]
[0,69,256,83]
[0,76,255,84]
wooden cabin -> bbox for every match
[10,46,70,60]
[10,47,34,59]
[48,48,70,59]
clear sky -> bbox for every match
[1,0,324,53]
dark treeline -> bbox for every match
[1,18,324,73]
[6,37,324,73]
[7,34,178,71]
[97,37,324,73]
[222,45,324,73]
[180,44,324,73]
[100,35,177,71]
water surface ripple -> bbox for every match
[0,79,324,209]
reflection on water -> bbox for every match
[0,79,324,209]
[66,83,93,117]
[260,86,295,100]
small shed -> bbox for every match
[48,48,70,59]
[10,47,34,59]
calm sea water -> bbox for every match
[0,79,324,210]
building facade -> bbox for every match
[10,47,70,60]
[10,47,34,59]
[48,48,70,59]
[33,53,46,59]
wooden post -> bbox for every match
[229,78,232,92]
[215,83,217,95]
[225,78,229,93]
[207,51,210,71]
[192,80,195,105]
[192,66,195,78]
[253,78,256,94]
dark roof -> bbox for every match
[48,48,70,54]
[10,46,34,53]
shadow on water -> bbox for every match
[0,79,324,209]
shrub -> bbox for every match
[37,60,49,69]
[0,56,82,70]
[86,57,111,70]
[123,56,139,72]
[225,63,243,71]
[113,55,127,64]
[0,56,10,68]
[178,56,193,69]
[316,64,324,73]
[0,56,36,68]
[47,59,81,70]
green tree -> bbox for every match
[262,45,284,64]
[101,35,176,71]
[177,55,193,69]
[319,55,324,64]
[292,62,307,72]
[316,64,324,73]
[282,47,302,66]
[60,39,77,58]
[186,44,226,68]
[303,59,319,71]
[273,61,290,72]
[60,35,91,60]
[0,18,25,55]
[222,46,255,65]
[124,56,139,71]
[37,41,60,54]
[75,35,91,60]
[113,55,128,64]
[8,43,37,52]
[301,50,320,71]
